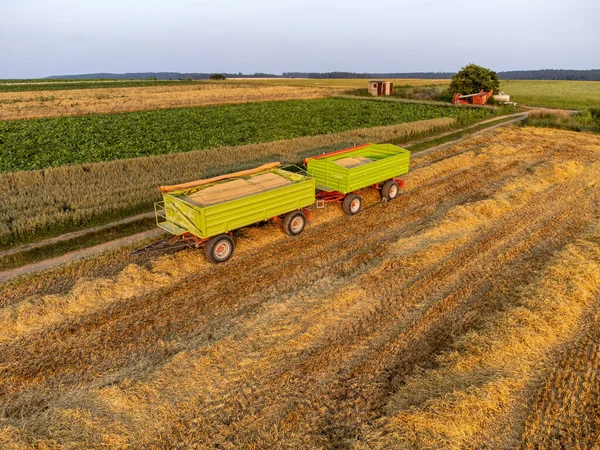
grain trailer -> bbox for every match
[304,143,410,214]
[154,163,315,262]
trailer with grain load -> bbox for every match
[150,163,315,262]
[136,143,410,263]
[304,143,410,215]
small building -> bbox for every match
[368,80,394,96]
[452,90,493,105]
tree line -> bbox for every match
[46,69,600,81]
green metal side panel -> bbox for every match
[203,178,315,237]
[307,157,349,193]
[160,169,315,239]
[345,151,410,192]
[162,195,206,237]
[306,143,410,193]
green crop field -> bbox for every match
[0,97,491,173]
[500,80,600,110]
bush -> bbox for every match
[210,74,226,80]
[524,108,600,134]
[437,90,456,103]
[449,64,500,95]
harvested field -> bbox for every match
[0,83,339,120]
[519,302,600,449]
[1,126,600,449]
[0,78,451,93]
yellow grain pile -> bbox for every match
[335,156,373,168]
[186,172,291,205]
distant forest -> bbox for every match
[47,69,600,81]
[498,69,600,81]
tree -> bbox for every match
[449,64,499,94]
[209,73,226,80]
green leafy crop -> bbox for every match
[0,98,492,173]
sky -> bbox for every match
[0,0,598,79]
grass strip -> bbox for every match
[406,116,522,153]
[523,108,600,134]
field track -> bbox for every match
[1,126,600,448]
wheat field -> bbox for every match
[1,126,600,448]
[0,83,341,120]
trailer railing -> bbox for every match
[155,201,167,226]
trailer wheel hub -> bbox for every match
[291,216,304,233]
[215,241,231,258]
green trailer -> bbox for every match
[154,163,315,263]
[304,143,410,215]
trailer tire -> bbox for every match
[205,234,235,263]
[382,180,400,201]
[342,193,362,215]
[283,210,306,236]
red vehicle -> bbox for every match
[452,90,493,105]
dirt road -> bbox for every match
[1,126,599,449]
[0,228,164,283]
